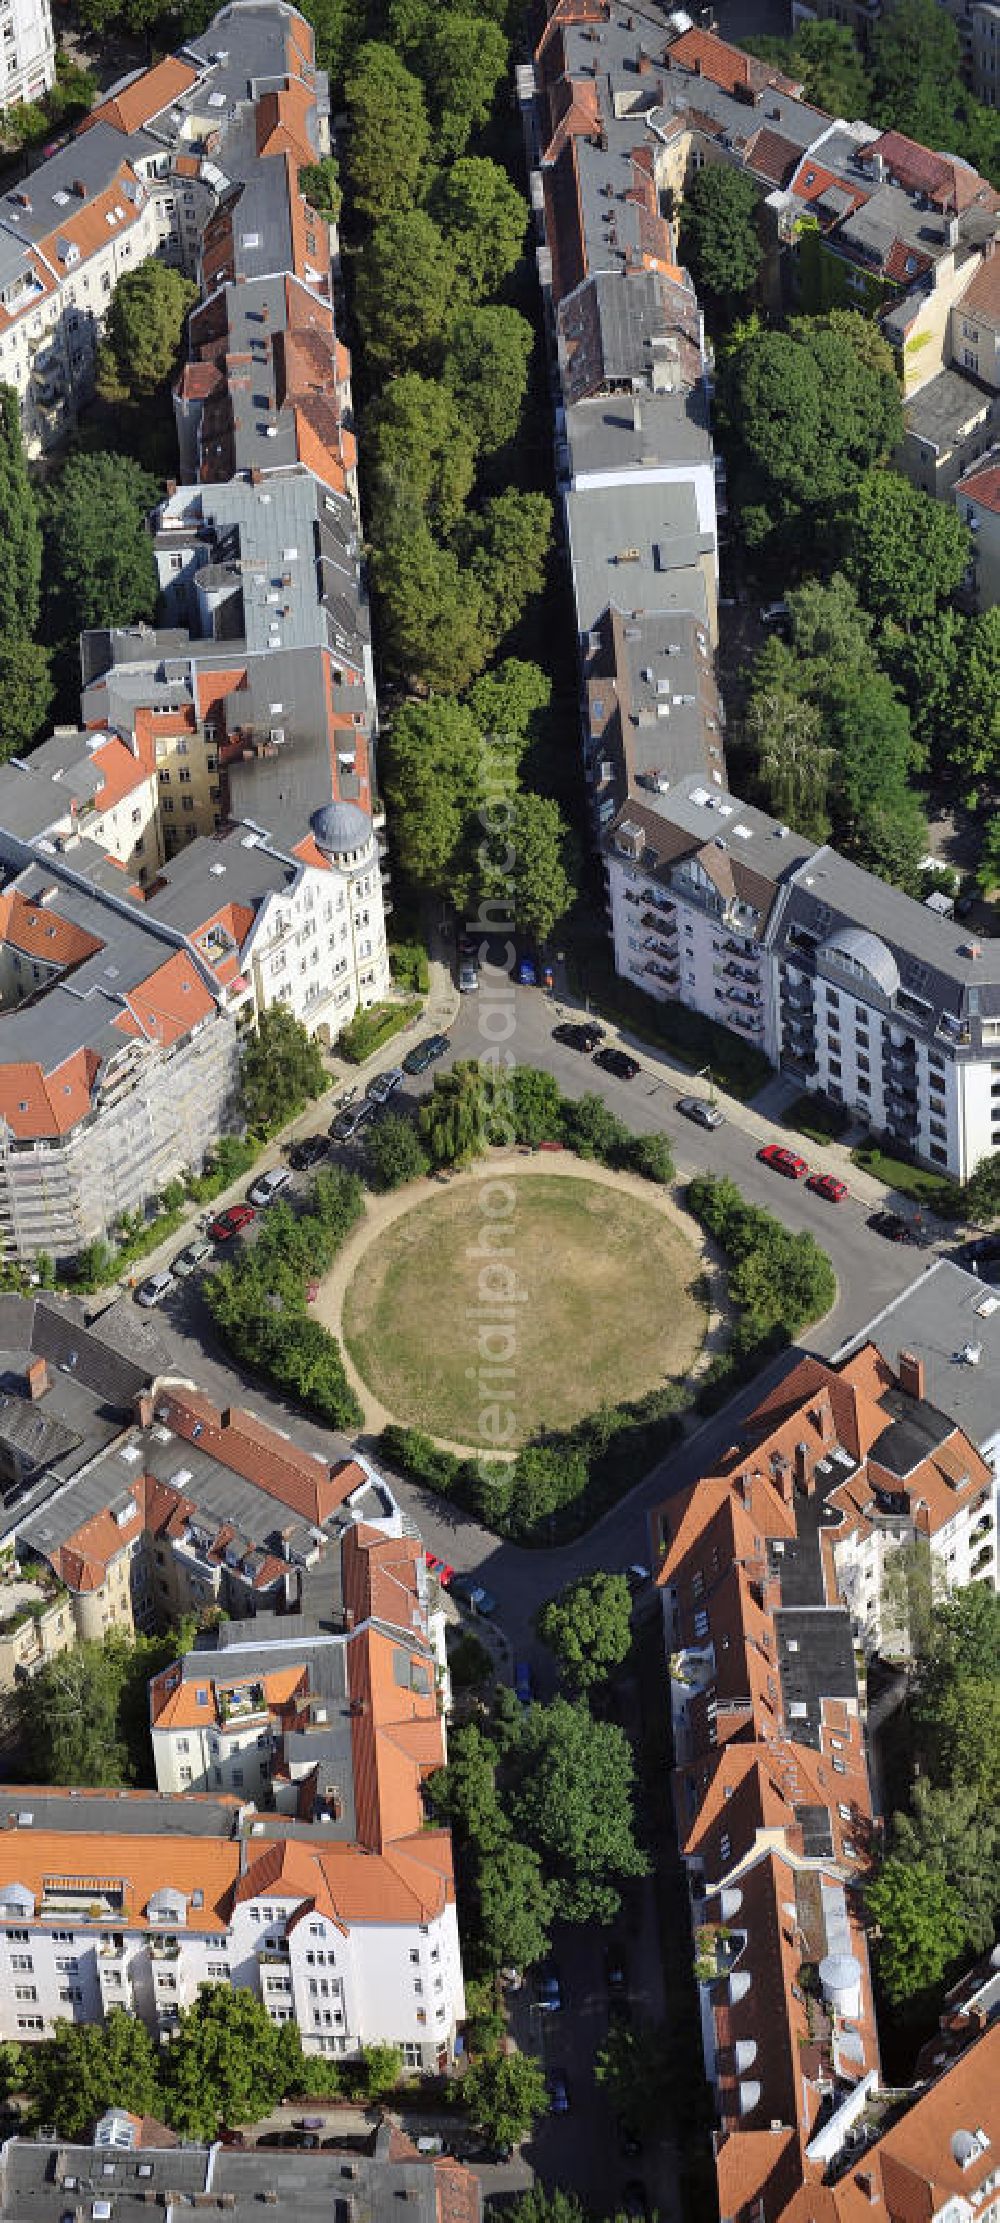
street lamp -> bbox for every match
[695,1062,716,1108]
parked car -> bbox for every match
[806,1172,848,1203]
[625,1562,651,1593]
[606,1946,627,1994]
[248,1165,292,1208]
[425,1551,454,1587]
[515,955,538,986]
[209,1203,256,1240]
[459,957,480,993]
[366,1065,404,1107]
[135,1269,174,1307]
[403,1033,449,1075]
[594,1045,641,1081]
[329,1100,374,1144]
[758,1143,808,1180]
[760,600,790,627]
[548,2070,570,2115]
[172,1236,213,1278]
[553,1021,605,1053]
[536,1965,563,2011]
[677,1094,724,1129]
[514,1659,533,1706]
[868,1209,918,1245]
[450,1572,497,1616]
[288,1134,329,1172]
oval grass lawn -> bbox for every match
[341,1170,704,1449]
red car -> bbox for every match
[426,1552,455,1587]
[806,1173,847,1204]
[758,1144,808,1180]
[209,1202,257,1240]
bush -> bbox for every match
[338,998,423,1064]
[364,1113,430,1191]
[389,939,430,994]
[688,1174,835,1366]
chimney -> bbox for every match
[344,1608,355,1631]
[25,1357,48,1402]
[792,1441,812,1495]
[220,1407,233,1428]
[898,1350,926,1402]
[134,1389,155,1430]
[855,2174,878,2205]
[772,1454,794,1506]
[810,1391,835,1446]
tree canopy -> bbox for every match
[462,2048,548,2145]
[508,1696,648,1923]
[494,791,577,946]
[354,211,456,373]
[843,468,970,629]
[678,164,762,313]
[343,43,430,219]
[372,521,488,692]
[44,452,160,640]
[382,697,484,899]
[162,1986,298,2139]
[241,1005,327,1132]
[0,385,41,641]
[442,304,534,454]
[537,1571,633,1690]
[21,2010,161,2139]
[430,156,527,299]
[727,318,902,551]
[419,11,509,159]
[97,262,198,401]
[866,1856,968,2007]
[367,372,478,536]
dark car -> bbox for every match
[553,1021,605,1053]
[514,1659,533,1707]
[208,1203,256,1240]
[758,1143,808,1180]
[450,1572,497,1616]
[677,1095,724,1129]
[403,1033,449,1076]
[606,1946,627,1994]
[548,2070,570,2115]
[329,1100,374,1145]
[594,1046,641,1082]
[868,1210,918,1244]
[288,1134,329,1172]
[536,1964,562,2012]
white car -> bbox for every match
[366,1066,404,1106]
[135,1270,174,1307]
[247,1166,292,1208]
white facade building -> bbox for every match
[0,0,54,112]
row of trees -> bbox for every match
[4,1623,196,1789]
[687,1173,836,1361]
[415,1059,674,1181]
[866,1584,1000,2010]
[0,1992,404,2143]
[203,1164,364,1430]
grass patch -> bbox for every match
[566,948,770,1102]
[338,997,423,1065]
[781,1092,851,1145]
[344,1172,703,1448]
[851,1141,959,1215]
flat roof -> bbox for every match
[834,1258,1000,1450]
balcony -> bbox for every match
[644,960,679,987]
[258,1942,291,1965]
[971,1544,995,1575]
[693,1923,739,1985]
[151,1939,181,1962]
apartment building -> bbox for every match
[955,441,1000,606]
[0,2115,482,2222]
[654,1337,999,2222]
[0,0,53,106]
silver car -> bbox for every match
[677,1096,724,1130]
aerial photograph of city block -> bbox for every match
[0,0,995,2214]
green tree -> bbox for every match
[678,164,762,312]
[466,489,553,646]
[44,452,159,638]
[419,1061,489,1167]
[344,43,430,219]
[241,1005,327,1132]
[477,1838,553,1971]
[891,1780,1000,1954]
[354,211,456,374]
[730,320,902,521]
[880,1538,945,1658]
[505,1065,564,1148]
[382,696,483,898]
[0,637,53,759]
[23,2010,161,2138]
[0,384,41,639]
[747,688,833,839]
[466,658,551,753]
[420,12,509,160]
[162,1985,286,2138]
[537,1571,632,1690]
[560,1092,630,1165]
[442,305,534,454]
[364,1112,429,1190]
[843,469,970,629]
[510,1696,647,1922]
[789,19,871,113]
[367,373,478,536]
[9,1637,131,1785]
[360,2043,403,2100]
[948,607,1000,804]
[96,262,198,401]
[885,606,966,771]
[866,1855,968,2006]
[594,2017,674,2133]
[430,157,527,300]
[502,2194,587,2223]
[627,1132,675,1184]
[373,522,488,692]
[871,0,963,144]
[462,2048,548,2146]
[826,670,926,884]
[488,792,576,946]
